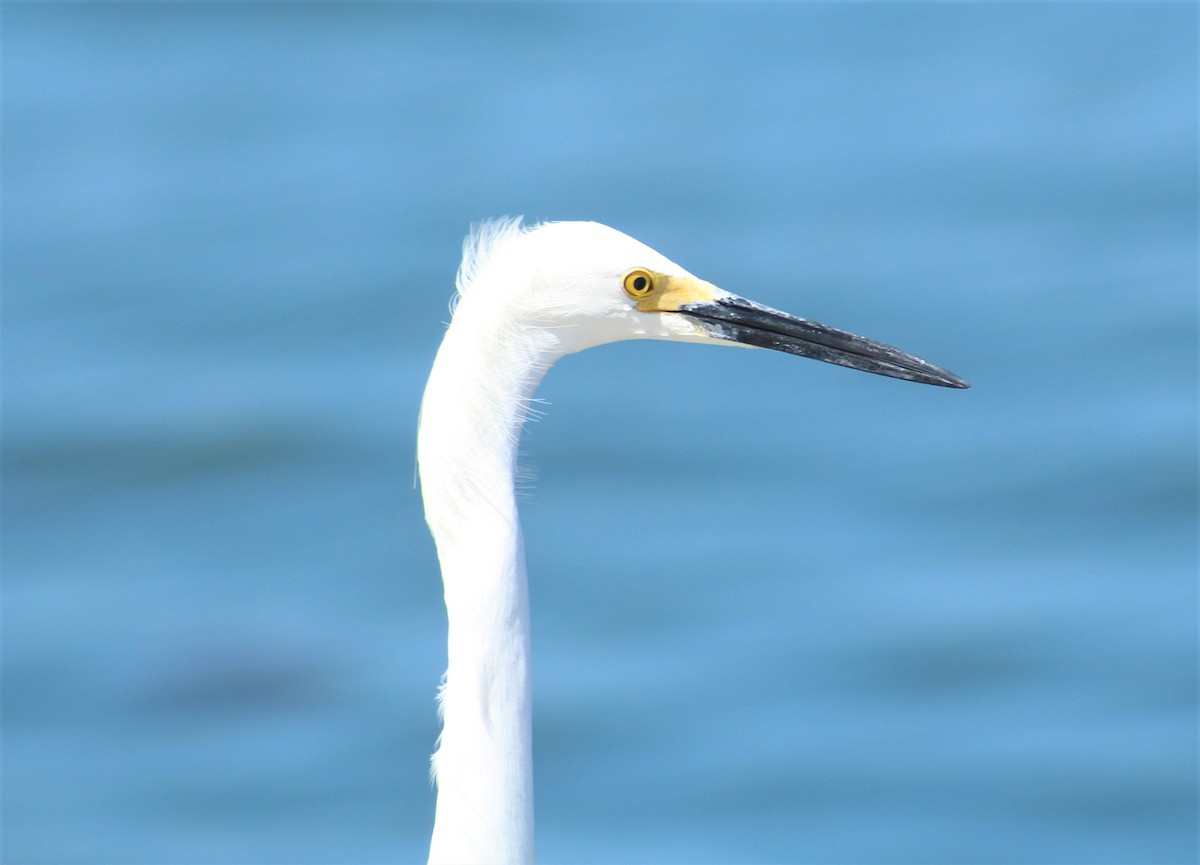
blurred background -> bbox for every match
[3,4,1195,864]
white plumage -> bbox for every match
[418,219,966,865]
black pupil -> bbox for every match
[633,276,647,292]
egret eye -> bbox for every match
[623,269,655,298]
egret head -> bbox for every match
[458,218,968,389]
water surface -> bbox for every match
[4,4,1196,863]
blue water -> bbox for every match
[3,4,1196,863]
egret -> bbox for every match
[417,218,968,864]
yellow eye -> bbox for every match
[623,269,655,298]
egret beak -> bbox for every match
[677,294,970,389]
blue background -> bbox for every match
[4,3,1196,863]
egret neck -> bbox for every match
[418,289,561,865]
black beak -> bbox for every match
[678,295,969,389]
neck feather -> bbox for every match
[418,302,559,865]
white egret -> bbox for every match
[418,218,967,865]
